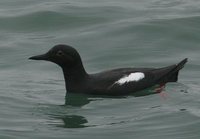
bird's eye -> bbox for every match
[56,50,64,56]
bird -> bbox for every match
[29,44,188,96]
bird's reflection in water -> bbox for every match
[51,93,94,128]
[65,93,95,106]
[53,87,165,128]
[56,114,89,128]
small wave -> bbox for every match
[0,10,104,32]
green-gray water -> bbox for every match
[0,0,200,139]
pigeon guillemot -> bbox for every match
[29,44,188,96]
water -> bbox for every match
[0,0,200,138]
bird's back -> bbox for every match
[85,67,156,95]
[84,58,187,95]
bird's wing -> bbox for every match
[89,59,187,95]
[106,59,187,95]
[90,68,156,95]
[107,70,156,93]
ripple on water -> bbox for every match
[0,0,200,139]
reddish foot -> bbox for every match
[154,84,168,99]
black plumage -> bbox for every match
[29,44,187,96]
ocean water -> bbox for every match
[0,0,200,138]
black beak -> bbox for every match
[29,53,48,60]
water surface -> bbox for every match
[0,0,200,139]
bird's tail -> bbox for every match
[167,58,188,82]
[154,58,188,84]
[176,58,188,71]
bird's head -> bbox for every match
[29,44,82,69]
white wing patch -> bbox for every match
[115,72,145,85]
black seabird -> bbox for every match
[29,44,187,96]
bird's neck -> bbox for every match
[62,63,88,92]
